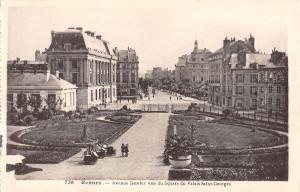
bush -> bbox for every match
[88,107,99,114]
[24,115,34,126]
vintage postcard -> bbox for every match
[1,0,300,191]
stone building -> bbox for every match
[116,47,139,100]
[46,27,118,110]
[208,35,256,108]
[7,60,77,112]
[257,49,288,113]
[208,35,288,112]
[229,53,270,109]
[175,40,211,82]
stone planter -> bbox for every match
[168,155,192,168]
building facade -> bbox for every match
[208,35,288,112]
[175,40,211,82]
[116,48,139,100]
[208,35,256,108]
[7,60,77,112]
[47,27,118,110]
[257,49,288,113]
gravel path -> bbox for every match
[16,113,171,180]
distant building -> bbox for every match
[175,40,211,82]
[46,27,118,110]
[116,47,139,100]
[152,67,173,80]
[144,70,152,79]
[7,60,77,112]
[35,49,47,62]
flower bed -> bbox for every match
[7,145,81,164]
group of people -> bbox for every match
[121,143,129,157]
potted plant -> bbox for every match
[165,135,192,168]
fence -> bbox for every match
[195,103,288,126]
[141,104,170,112]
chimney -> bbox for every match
[85,31,91,35]
[248,34,255,52]
[96,35,102,40]
[68,27,75,29]
[223,37,230,50]
[76,27,83,31]
[90,32,95,37]
[51,30,56,41]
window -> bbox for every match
[236,86,244,95]
[64,43,72,50]
[236,74,244,83]
[123,72,128,83]
[90,72,93,83]
[250,86,257,95]
[95,89,98,100]
[193,76,195,82]
[71,60,77,69]
[250,74,258,82]
[91,90,93,101]
[259,73,265,82]
[261,87,265,93]
[201,77,203,81]
[193,64,195,68]
[131,73,136,83]
[260,98,264,105]
[276,98,281,108]
[31,94,40,103]
[72,73,77,84]
[268,97,272,105]
[252,98,257,107]
[269,86,273,93]
[58,60,63,69]
[277,86,281,93]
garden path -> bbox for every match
[16,113,171,180]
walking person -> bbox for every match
[124,143,129,157]
[121,143,125,157]
[170,96,172,101]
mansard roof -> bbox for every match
[48,28,117,57]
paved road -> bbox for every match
[16,113,171,180]
[102,89,204,110]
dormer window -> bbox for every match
[64,43,72,50]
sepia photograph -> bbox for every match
[4,0,292,184]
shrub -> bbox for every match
[23,115,34,126]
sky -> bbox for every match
[7,0,289,73]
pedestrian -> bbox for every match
[170,96,172,101]
[121,143,125,157]
[125,143,129,157]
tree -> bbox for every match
[28,95,43,113]
[16,94,28,113]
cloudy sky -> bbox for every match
[7,0,290,73]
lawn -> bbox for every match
[14,111,139,147]
[168,115,282,149]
